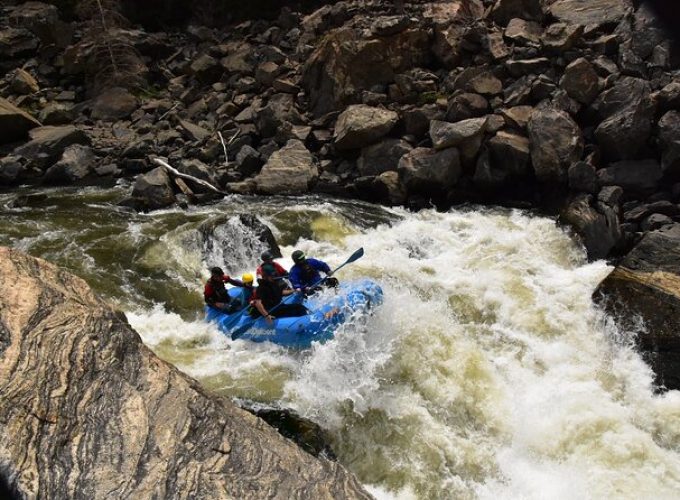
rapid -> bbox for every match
[2,184,680,499]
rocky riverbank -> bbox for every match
[1,0,680,487]
[0,246,370,499]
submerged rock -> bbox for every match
[0,247,370,498]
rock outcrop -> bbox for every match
[0,247,370,499]
[594,224,680,390]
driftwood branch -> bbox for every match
[151,157,226,195]
[217,129,241,167]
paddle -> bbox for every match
[230,247,364,340]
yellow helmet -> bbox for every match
[242,273,254,284]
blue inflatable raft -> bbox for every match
[205,279,383,348]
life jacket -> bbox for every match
[300,261,317,283]
[205,279,232,305]
[252,280,282,311]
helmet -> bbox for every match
[242,273,254,284]
[261,250,274,261]
[210,266,224,276]
[261,263,276,276]
[292,250,305,263]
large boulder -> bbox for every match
[0,247,369,498]
[594,224,680,390]
[561,194,621,260]
[42,145,95,184]
[334,105,398,150]
[254,140,318,195]
[548,0,631,26]
[302,27,430,115]
[129,167,177,210]
[593,77,655,161]
[357,138,412,176]
[0,97,42,144]
[527,106,583,183]
[7,0,72,47]
[14,126,90,167]
[255,93,304,138]
[398,147,461,196]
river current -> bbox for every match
[2,183,679,499]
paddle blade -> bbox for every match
[345,247,364,264]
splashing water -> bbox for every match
[2,186,680,498]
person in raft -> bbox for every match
[249,264,307,324]
[204,266,245,313]
[256,250,290,289]
[289,250,338,295]
[234,273,256,309]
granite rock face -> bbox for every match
[0,247,370,499]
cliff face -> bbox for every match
[0,247,370,499]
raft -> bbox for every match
[205,279,383,348]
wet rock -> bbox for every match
[0,247,370,497]
[9,68,39,95]
[528,106,583,183]
[14,125,90,167]
[42,145,95,184]
[594,224,680,390]
[398,147,461,196]
[658,111,680,177]
[506,58,550,77]
[504,18,542,45]
[597,160,663,194]
[91,87,139,121]
[129,166,176,210]
[177,159,219,193]
[561,194,621,260]
[490,0,543,25]
[488,131,530,176]
[334,105,398,150]
[254,139,318,194]
[594,77,655,161]
[358,138,412,176]
[560,58,600,104]
[0,156,28,185]
[548,0,631,26]
[372,171,407,205]
[0,97,42,145]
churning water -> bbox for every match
[2,184,680,499]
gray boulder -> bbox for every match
[358,139,412,176]
[254,140,318,194]
[235,145,264,177]
[398,147,461,195]
[568,161,599,194]
[43,145,95,184]
[430,117,488,150]
[190,54,222,83]
[594,77,655,161]
[597,160,663,194]
[528,106,583,183]
[504,18,542,45]
[0,97,42,144]
[334,105,398,150]
[39,103,76,125]
[445,93,489,122]
[14,125,90,167]
[560,58,600,104]
[256,93,303,138]
[488,131,530,177]
[9,68,39,95]
[130,167,176,210]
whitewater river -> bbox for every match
[2,183,680,499]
